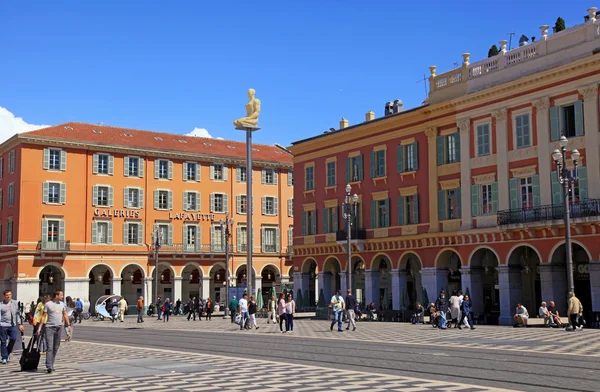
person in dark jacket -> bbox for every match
[187,297,196,321]
[459,295,475,330]
[411,302,424,324]
[205,298,213,321]
[435,290,448,329]
[163,299,172,322]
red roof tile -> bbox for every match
[22,122,292,165]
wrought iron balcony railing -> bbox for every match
[38,240,70,252]
[497,199,600,226]
[335,228,367,241]
[158,244,233,254]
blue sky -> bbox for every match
[0,0,593,146]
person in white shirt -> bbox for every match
[329,290,345,332]
[238,293,249,330]
[538,301,552,327]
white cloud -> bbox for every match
[186,127,213,138]
[0,106,51,143]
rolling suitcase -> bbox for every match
[19,332,41,371]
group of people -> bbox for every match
[429,290,475,330]
[182,297,214,321]
[229,293,296,333]
[516,292,585,331]
[107,296,128,323]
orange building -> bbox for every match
[289,9,600,324]
[0,122,294,309]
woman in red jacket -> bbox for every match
[205,298,213,321]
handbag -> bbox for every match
[234,314,241,324]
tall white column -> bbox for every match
[458,118,472,229]
[579,84,600,197]
[493,109,509,210]
[589,261,600,312]
[173,277,183,302]
[15,279,40,304]
[63,278,89,302]
[533,97,552,205]
[254,277,263,297]
[201,277,210,300]
[425,127,440,232]
[317,273,329,302]
[111,278,122,296]
[144,278,153,306]
[391,269,407,310]
[364,270,380,308]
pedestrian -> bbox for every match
[205,298,213,321]
[163,298,171,322]
[449,291,460,328]
[459,295,475,329]
[345,289,356,331]
[267,295,277,324]
[37,289,71,373]
[0,289,25,364]
[411,302,424,324]
[567,292,583,331]
[110,299,119,322]
[33,295,50,354]
[248,296,259,329]
[175,298,182,316]
[137,296,144,323]
[513,303,529,327]
[156,296,163,320]
[187,297,196,321]
[277,293,287,333]
[74,297,83,324]
[238,293,249,330]
[118,296,127,322]
[229,296,238,323]
[198,297,204,321]
[435,290,448,329]
[330,290,345,332]
[285,293,295,333]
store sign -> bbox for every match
[574,263,589,280]
[169,212,216,221]
[94,209,140,218]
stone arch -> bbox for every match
[149,262,176,277]
[368,252,392,270]
[180,262,204,278]
[259,263,281,276]
[37,262,67,279]
[86,263,117,280]
[548,240,592,264]
[234,264,257,278]
[116,263,147,279]
[434,248,463,269]
[301,257,318,273]
[505,243,542,266]
[398,251,423,270]
[468,246,500,268]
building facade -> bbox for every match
[0,122,294,309]
[289,8,600,324]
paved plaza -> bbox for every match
[0,339,514,392]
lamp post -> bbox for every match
[551,136,580,296]
[152,229,162,315]
[341,183,359,294]
[220,213,234,318]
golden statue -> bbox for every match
[233,88,261,128]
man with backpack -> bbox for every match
[0,290,25,364]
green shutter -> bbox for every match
[58,220,65,243]
[532,174,540,207]
[210,226,216,251]
[168,224,173,245]
[438,190,446,221]
[456,188,462,218]
[384,198,390,227]
[168,161,173,179]
[138,158,144,177]
[168,190,173,210]
[413,194,419,224]
[578,166,588,201]
[491,182,499,213]
[107,222,113,244]
[471,185,479,217]
[397,196,405,226]
[509,178,518,209]
[195,163,200,181]
[574,100,584,137]
[60,150,67,171]
[43,148,49,170]
[41,220,48,248]
[183,192,189,211]
[370,200,376,228]
[412,142,419,170]
[223,194,228,213]
[108,186,114,207]
[345,157,351,183]
[550,106,560,141]
[92,186,98,206]
[332,206,338,232]
[396,145,403,173]
[436,136,444,165]
[123,223,128,244]
[154,190,159,209]
[92,154,98,174]
[209,193,214,212]
[139,189,144,208]
[301,211,306,236]
[551,171,562,205]
[91,222,98,244]
[275,227,281,252]
[273,169,278,185]
[370,151,376,178]
[357,154,364,180]
[312,209,317,235]
[137,224,143,245]
[60,183,66,204]
[154,159,160,179]
[236,166,241,182]
[454,133,461,163]
[195,192,200,211]
[123,156,129,176]
[323,208,328,233]
[209,164,215,180]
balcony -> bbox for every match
[158,243,233,255]
[38,240,70,254]
[497,200,600,226]
[335,228,367,241]
[262,244,277,253]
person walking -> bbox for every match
[118,296,127,322]
[187,297,197,321]
[459,295,475,329]
[285,294,295,333]
[205,298,213,321]
[267,295,277,324]
[0,290,25,364]
[156,296,163,320]
[74,298,83,324]
[33,295,50,354]
[277,293,287,333]
[37,289,71,373]
[567,292,583,331]
[345,289,356,331]
[449,291,461,328]
[435,290,448,329]
[238,293,249,330]
[248,296,259,329]
[175,299,182,316]
[197,297,205,321]
[163,299,171,322]
[330,290,345,332]
[229,296,238,323]
[110,299,119,322]
[137,296,144,323]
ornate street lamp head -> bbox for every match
[345,184,352,194]
[352,194,359,203]
[552,149,562,162]
[571,149,580,162]
[558,136,568,148]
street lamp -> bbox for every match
[341,183,359,294]
[152,229,162,315]
[220,213,234,318]
[551,135,580,296]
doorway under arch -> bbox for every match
[39,265,65,298]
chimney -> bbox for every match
[384,101,393,116]
[393,99,404,114]
[365,111,375,121]
[339,117,348,129]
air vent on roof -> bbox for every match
[227,145,236,149]
[93,129,102,134]
[155,137,163,141]
[203,142,212,146]
[64,126,73,130]
[252,148,259,151]
[124,133,133,137]
[179,139,187,144]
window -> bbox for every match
[262,168,277,185]
[287,198,293,217]
[480,184,493,215]
[552,168,588,205]
[562,104,577,138]
[398,195,419,225]
[8,150,16,173]
[262,196,278,215]
[471,182,498,216]
[510,175,539,210]
[262,226,279,253]
[476,124,491,156]
[157,190,170,210]
[93,154,112,175]
[126,223,141,245]
[288,226,293,248]
[322,206,338,233]
[397,143,418,173]
[288,170,293,186]
[305,166,314,191]
[520,177,533,209]
[302,210,317,236]
[45,149,63,171]
[437,134,460,165]
[370,199,390,228]
[92,221,111,244]
[515,114,531,149]
[155,159,171,180]
[211,225,224,252]
[184,162,200,182]
[326,161,336,187]
[346,155,364,182]
[0,157,4,178]
[550,101,584,140]
[370,150,386,178]
[0,189,3,210]
[43,182,66,205]
[46,220,60,243]
[93,186,112,207]
[42,219,65,249]
[8,183,14,206]
[438,188,461,221]
[237,166,247,183]
[125,188,143,208]
[183,191,200,212]
[237,195,248,214]
[211,164,226,181]
[184,225,197,250]
[237,226,248,252]
[6,221,13,244]
[156,224,171,246]
[210,193,228,213]
[126,157,141,177]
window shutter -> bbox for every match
[107,222,113,244]
[578,166,588,201]
[261,168,266,184]
[357,154,364,180]
[455,189,462,218]
[209,164,215,180]
[550,171,562,205]
[139,158,144,177]
[154,159,160,178]
[139,189,144,208]
[183,191,189,211]
[91,222,98,244]
[275,227,281,252]
[124,157,130,176]
[323,208,329,233]
[60,150,67,171]
[168,190,173,210]
[438,190,446,221]
[236,226,241,251]
[454,133,461,163]
[223,166,228,181]
[60,183,67,204]
[223,194,229,213]
[312,209,317,235]
[168,224,173,245]
[414,195,420,224]
[182,162,188,181]
[471,185,479,217]
[210,226,215,252]
[288,227,293,247]
[396,145,403,173]
[273,169,278,185]
[123,223,128,244]
[550,106,560,141]
[397,196,405,226]
[106,186,112,207]
[436,136,444,165]
[42,182,49,203]
[154,190,159,209]
[288,170,293,186]
[574,100,584,137]
[210,193,214,212]
[236,167,241,182]
[59,220,65,243]
[345,157,351,183]
[332,206,338,232]
[92,154,99,174]
[370,200,376,228]
[301,212,306,236]
[137,223,144,245]
[288,199,293,217]
[43,148,50,170]
[260,227,266,252]
[510,178,519,209]
[195,192,200,211]
[273,197,279,215]
[412,142,419,170]
[236,195,241,214]
[532,174,540,207]
[370,151,376,178]
[168,161,173,180]
[92,185,98,206]
[195,225,201,251]
[195,163,201,181]
[41,220,48,248]
[384,198,390,227]
[124,187,129,207]
[491,182,499,213]
[108,155,114,175]
[261,197,266,215]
